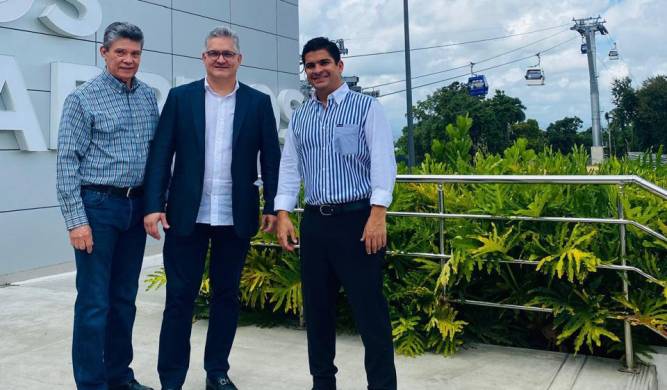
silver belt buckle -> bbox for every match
[319,204,334,216]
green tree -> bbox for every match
[396,82,482,162]
[576,127,593,150]
[396,83,526,162]
[635,75,667,151]
[482,90,526,151]
[511,119,545,150]
[545,116,583,153]
[608,77,638,154]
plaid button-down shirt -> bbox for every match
[56,69,159,230]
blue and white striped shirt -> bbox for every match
[275,82,396,211]
[56,69,159,229]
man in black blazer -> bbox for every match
[143,26,281,390]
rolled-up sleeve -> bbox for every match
[363,100,397,207]
[56,93,91,230]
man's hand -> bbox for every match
[144,212,170,240]
[361,206,387,255]
[70,224,94,254]
[276,211,298,251]
[261,214,277,233]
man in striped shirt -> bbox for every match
[275,37,398,390]
[56,22,157,390]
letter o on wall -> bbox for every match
[0,0,34,23]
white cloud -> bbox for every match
[299,0,667,134]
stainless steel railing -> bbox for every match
[255,174,667,372]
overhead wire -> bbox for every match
[363,28,569,90]
[377,36,578,98]
[342,23,571,59]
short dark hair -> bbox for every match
[301,37,341,65]
[103,22,144,49]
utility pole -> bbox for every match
[571,16,608,164]
[403,0,415,170]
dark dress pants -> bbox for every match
[157,224,250,388]
[72,189,147,390]
[300,208,397,390]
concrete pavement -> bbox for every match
[0,255,662,390]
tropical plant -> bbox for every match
[146,114,667,361]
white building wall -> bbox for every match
[0,0,300,282]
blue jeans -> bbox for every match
[72,189,147,390]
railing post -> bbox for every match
[618,184,636,372]
[437,184,447,297]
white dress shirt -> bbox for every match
[274,82,396,212]
[196,78,239,225]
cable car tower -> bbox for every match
[571,16,608,164]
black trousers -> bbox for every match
[300,207,397,390]
[157,224,250,388]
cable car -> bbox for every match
[525,54,545,86]
[580,43,588,54]
[467,62,488,97]
[468,75,488,97]
[525,68,545,86]
[608,43,619,60]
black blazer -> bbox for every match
[143,80,281,238]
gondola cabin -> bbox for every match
[468,75,489,97]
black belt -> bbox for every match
[82,184,144,198]
[304,199,370,216]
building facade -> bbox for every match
[0,0,302,282]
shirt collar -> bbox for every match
[311,82,349,106]
[101,68,141,93]
[204,77,240,98]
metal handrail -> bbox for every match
[395,174,667,201]
[256,174,667,371]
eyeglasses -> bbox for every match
[204,50,239,60]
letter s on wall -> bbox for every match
[38,0,102,37]
[0,0,34,23]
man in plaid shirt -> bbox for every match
[56,22,158,390]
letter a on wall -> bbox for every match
[0,55,47,151]
[50,62,101,149]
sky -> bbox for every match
[298,0,667,137]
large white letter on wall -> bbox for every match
[136,72,170,111]
[250,84,280,131]
[0,55,47,151]
[50,62,101,149]
[38,0,101,37]
[277,89,304,142]
[0,0,33,22]
[50,62,173,148]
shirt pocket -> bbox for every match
[334,124,360,156]
[92,112,119,134]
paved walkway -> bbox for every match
[0,255,664,389]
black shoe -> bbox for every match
[206,375,238,390]
[110,379,154,390]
